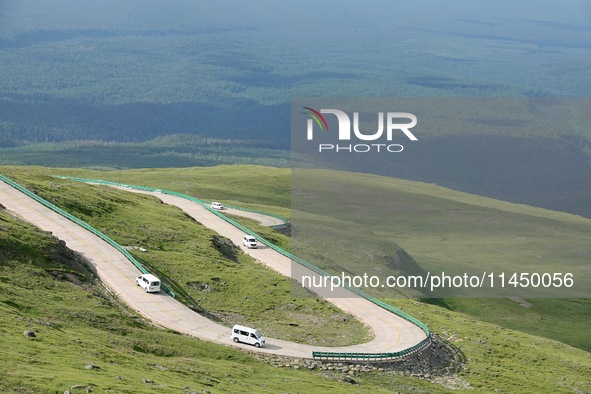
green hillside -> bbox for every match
[1,165,591,393]
[37,164,591,353]
[0,167,369,347]
[0,207,432,393]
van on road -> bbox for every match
[242,235,258,249]
[136,273,161,293]
[211,202,224,210]
[231,324,265,348]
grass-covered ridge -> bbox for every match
[1,169,591,393]
[0,207,436,393]
[55,164,292,213]
[388,298,591,393]
[45,164,591,353]
[0,166,370,347]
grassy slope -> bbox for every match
[0,166,370,347]
[46,164,591,353]
[1,169,591,393]
[390,298,591,393]
[0,209,439,394]
[51,165,292,215]
[439,298,591,354]
[289,169,591,280]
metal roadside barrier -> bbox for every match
[0,174,176,298]
[56,175,432,361]
[311,338,430,361]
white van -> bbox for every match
[231,324,266,348]
[211,202,224,210]
[136,274,161,293]
[242,235,258,249]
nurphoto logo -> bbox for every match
[302,107,418,153]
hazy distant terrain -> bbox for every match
[1,0,591,215]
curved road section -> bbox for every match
[223,207,286,227]
[0,177,427,359]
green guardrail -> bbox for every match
[56,176,432,361]
[0,174,176,298]
[311,336,429,361]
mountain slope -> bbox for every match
[46,164,591,352]
[1,171,591,393]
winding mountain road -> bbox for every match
[0,177,427,359]
[223,207,286,227]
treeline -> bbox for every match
[0,93,290,148]
[0,137,290,169]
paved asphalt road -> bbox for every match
[0,180,427,358]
